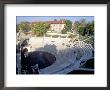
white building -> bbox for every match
[49,20,65,33]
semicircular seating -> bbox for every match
[39,41,94,74]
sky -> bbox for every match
[16,16,94,24]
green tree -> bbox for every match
[31,22,50,36]
[73,19,94,36]
[78,19,86,36]
[18,22,31,32]
[73,21,80,30]
[61,20,72,34]
[16,25,20,33]
[85,20,94,36]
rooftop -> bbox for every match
[31,20,65,24]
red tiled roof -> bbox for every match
[31,20,65,24]
[47,21,65,24]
